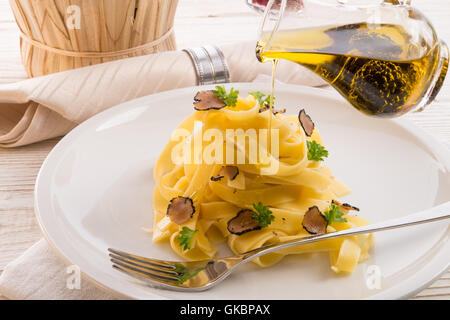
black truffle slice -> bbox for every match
[193,91,226,111]
[332,200,360,212]
[302,206,328,235]
[258,105,270,113]
[210,174,224,182]
[273,108,286,115]
[227,209,261,235]
[166,196,195,224]
[298,109,315,137]
[211,166,239,181]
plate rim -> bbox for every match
[34,82,450,300]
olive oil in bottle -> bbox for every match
[257,22,448,117]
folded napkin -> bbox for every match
[0,239,116,300]
[0,41,324,147]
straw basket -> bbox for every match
[9,0,178,77]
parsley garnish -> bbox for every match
[324,203,347,225]
[249,91,275,107]
[176,227,198,250]
[174,264,207,284]
[174,264,188,274]
[307,140,329,162]
[213,86,239,107]
[252,202,275,228]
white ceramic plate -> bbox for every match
[35,83,450,300]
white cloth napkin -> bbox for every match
[0,239,116,300]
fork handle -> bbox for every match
[240,200,450,263]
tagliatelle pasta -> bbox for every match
[152,93,374,273]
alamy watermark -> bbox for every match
[170,122,382,291]
[365,264,382,290]
[66,5,81,30]
[66,265,81,290]
[170,121,280,174]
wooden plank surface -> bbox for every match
[0,0,449,300]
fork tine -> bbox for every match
[109,254,179,277]
[108,248,176,270]
[111,258,180,282]
[112,264,180,288]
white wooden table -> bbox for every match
[0,0,449,300]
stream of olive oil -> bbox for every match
[257,22,447,117]
[268,58,278,148]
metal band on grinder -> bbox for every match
[184,46,230,85]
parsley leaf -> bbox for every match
[252,202,275,228]
[324,203,347,225]
[249,91,264,105]
[249,91,275,107]
[176,227,198,250]
[213,86,239,107]
[174,264,188,274]
[307,140,329,162]
[174,264,207,284]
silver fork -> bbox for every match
[109,201,450,292]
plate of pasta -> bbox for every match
[35,83,450,299]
